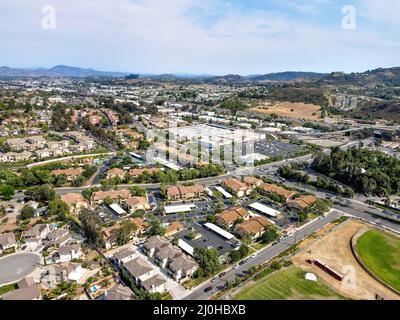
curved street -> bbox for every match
[0,253,41,286]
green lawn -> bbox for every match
[0,283,18,296]
[356,229,400,291]
[234,267,343,300]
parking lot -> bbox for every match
[94,205,124,225]
[175,221,236,256]
[244,139,302,158]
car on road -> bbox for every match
[204,286,213,292]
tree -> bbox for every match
[48,198,69,220]
[148,219,166,236]
[0,184,15,200]
[194,248,221,277]
[130,186,146,197]
[138,139,150,150]
[261,225,279,244]
[25,184,55,203]
[78,208,105,248]
[116,221,138,245]
[19,205,35,220]
[82,189,93,201]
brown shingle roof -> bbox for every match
[261,183,296,200]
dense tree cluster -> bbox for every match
[194,248,221,277]
[312,147,400,196]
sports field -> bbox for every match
[234,267,343,300]
[357,229,400,291]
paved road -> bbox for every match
[0,253,41,286]
[183,211,342,300]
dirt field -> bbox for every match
[251,101,322,121]
[292,219,400,300]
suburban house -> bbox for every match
[0,232,18,254]
[61,193,88,214]
[51,168,84,181]
[222,178,251,198]
[41,263,86,289]
[235,216,273,241]
[58,244,82,262]
[243,176,263,189]
[260,183,296,203]
[112,248,137,267]
[0,151,32,163]
[166,184,205,201]
[165,221,184,237]
[104,284,135,300]
[143,235,169,258]
[288,195,317,211]
[216,206,250,228]
[0,277,41,301]
[43,228,72,247]
[22,224,50,248]
[126,196,150,213]
[106,168,126,180]
[168,255,198,283]
[91,189,131,206]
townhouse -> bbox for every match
[166,184,205,201]
[91,189,131,206]
[260,183,297,203]
[106,168,126,180]
[288,195,317,211]
[234,216,273,241]
[104,284,135,300]
[51,168,84,181]
[222,178,251,198]
[126,196,150,213]
[216,206,250,229]
[122,257,167,294]
[243,176,263,189]
[168,254,198,283]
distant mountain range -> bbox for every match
[0,65,129,78]
[1,65,400,85]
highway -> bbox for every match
[183,210,342,300]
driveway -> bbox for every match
[0,253,41,286]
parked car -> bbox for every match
[204,286,213,292]
[219,272,226,278]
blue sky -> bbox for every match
[0,0,399,75]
